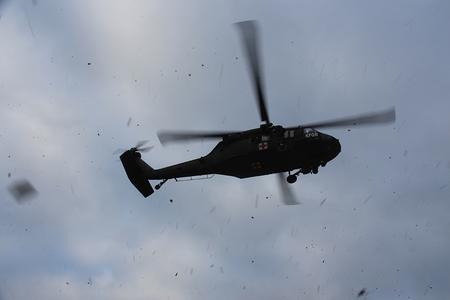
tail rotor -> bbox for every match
[113,140,154,156]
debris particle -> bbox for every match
[127,117,132,127]
[319,198,327,206]
[357,288,366,297]
[190,268,194,275]
[251,260,254,263]
[209,205,216,213]
[7,172,11,178]
[8,179,38,203]
[169,199,173,203]
[403,150,408,157]
[218,63,224,83]
[174,272,178,277]
[24,8,35,38]
[251,216,254,219]
[188,73,191,77]
[209,264,214,268]
[363,195,372,204]
[87,62,92,66]
[65,281,70,285]
[87,277,92,286]
[201,64,205,67]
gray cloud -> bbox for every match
[1,0,449,299]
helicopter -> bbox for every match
[119,20,395,205]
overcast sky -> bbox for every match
[1,0,450,299]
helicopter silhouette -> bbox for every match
[119,20,395,205]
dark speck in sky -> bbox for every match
[8,179,38,203]
[357,288,366,297]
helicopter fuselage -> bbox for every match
[147,126,341,180]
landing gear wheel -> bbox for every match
[287,174,297,184]
[155,179,168,190]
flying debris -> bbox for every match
[117,20,395,205]
[357,288,367,297]
[8,179,38,203]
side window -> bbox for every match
[283,130,295,139]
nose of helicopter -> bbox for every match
[322,134,341,161]
[330,137,341,159]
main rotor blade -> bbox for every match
[157,130,238,145]
[235,20,270,124]
[277,173,300,205]
[299,107,396,130]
